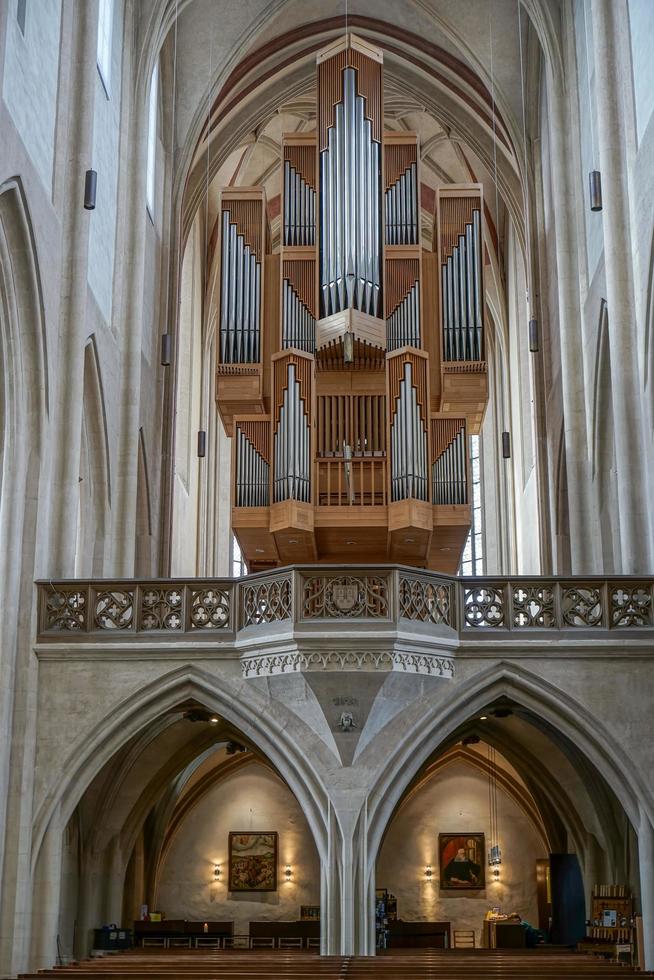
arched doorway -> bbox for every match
[365,667,653,962]
[29,668,331,970]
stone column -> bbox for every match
[638,808,654,970]
[110,66,150,575]
[46,0,98,575]
[545,77,595,573]
[320,797,375,955]
[591,0,651,572]
[29,810,64,972]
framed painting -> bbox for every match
[228,831,278,891]
[439,833,485,889]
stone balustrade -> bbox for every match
[36,567,654,638]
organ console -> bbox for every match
[214,34,489,572]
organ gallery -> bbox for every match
[5,0,654,975]
[214,35,488,573]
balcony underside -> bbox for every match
[232,502,471,571]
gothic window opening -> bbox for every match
[146,61,159,217]
[97,0,114,95]
[460,434,484,574]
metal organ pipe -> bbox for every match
[385,163,418,245]
[236,430,270,507]
[440,208,483,363]
[432,426,467,505]
[390,363,427,502]
[219,210,261,364]
[274,364,310,504]
[281,279,316,354]
[320,67,381,319]
[387,281,420,351]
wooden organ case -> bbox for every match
[216,35,489,572]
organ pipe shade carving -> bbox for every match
[274,363,311,503]
[220,209,261,363]
[282,279,316,353]
[440,207,483,361]
[284,161,316,246]
[385,163,418,245]
[236,429,270,506]
[387,280,420,351]
[390,362,428,502]
[432,423,467,504]
[319,66,382,319]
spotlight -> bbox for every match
[84,169,97,210]
[161,333,172,366]
[589,170,603,212]
[209,716,219,724]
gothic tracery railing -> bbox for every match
[36,570,654,638]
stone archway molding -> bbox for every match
[31,663,333,874]
[365,660,648,867]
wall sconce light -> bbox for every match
[197,430,207,458]
[84,169,97,210]
[424,865,433,880]
[492,867,501,881]
[589,170,603,212]
[160,333,172,366]
[284,865,293,881]
[214,864,221,881]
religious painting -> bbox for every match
[439,833,485,889]
[228,832,278,891]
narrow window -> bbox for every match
[96,0,114,95]
[232,536,247,577]
[460,434,484,575]
[146,60,159,218]
[16,0,27,36]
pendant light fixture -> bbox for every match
[583,2,602,212]
[487,743,502,879]
[195,14,214,461]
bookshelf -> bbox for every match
[578,885,634,964]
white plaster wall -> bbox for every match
[87,0,123,322]
[2,0,62,195]
[376,760,544,946]
[156,763,320,935]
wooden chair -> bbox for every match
[453,929,476,948]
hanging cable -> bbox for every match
[582,0,602,211]
[197,15,214,458]
[517,0,540,351]
[160,0,179,365]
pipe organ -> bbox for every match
[215,34,488,572]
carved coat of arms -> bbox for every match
[331,582,359,612]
